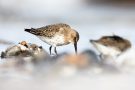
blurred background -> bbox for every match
[1,0,135,90]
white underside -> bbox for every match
[92,42,122,57]
[116,48,135,66]
[91,42,135,66]
[38,35,69,47]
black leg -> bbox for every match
[54,47,58,55]
[49,46,52,55]
[99,54,104,60]
[74,43,77,54]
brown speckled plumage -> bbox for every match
[90,35,131,52]
[90,35,131,60]
[96,35,131,52]
[25,23,71,37]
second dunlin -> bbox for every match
[90,35,131,62]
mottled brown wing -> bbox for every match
[36,23,70,37]
[25,23,70,37]
[55,23,71,29]
[35,24,61,37]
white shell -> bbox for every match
[92,42,121,57]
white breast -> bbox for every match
[94,43,122,56]
[38,35,67,46]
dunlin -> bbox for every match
[25,23,79,55]
[90,35,131,60]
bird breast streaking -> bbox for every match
[25,23,79,55]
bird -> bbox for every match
[24,23,79,55]
[1,41,49,59]
[90,35,131,60]
[1,41,29,58]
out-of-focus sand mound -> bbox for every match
[1,42,135,90]
[1,47,135,76]
[1,48,135,90]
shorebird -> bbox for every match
[1,41,48,58]
[1,41,29,58]
[24,23,79,55]
[90,35,131,60]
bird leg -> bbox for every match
[49,46,52,55]
[54,47,58,55]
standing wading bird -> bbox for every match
[90,35,131,60]
[24,23,79,55]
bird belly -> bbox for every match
[38,35,69,46]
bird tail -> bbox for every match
[24,28,38,35]
[25,28,35,32]
[24,29,31,32]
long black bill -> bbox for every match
[74,43,77,54]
